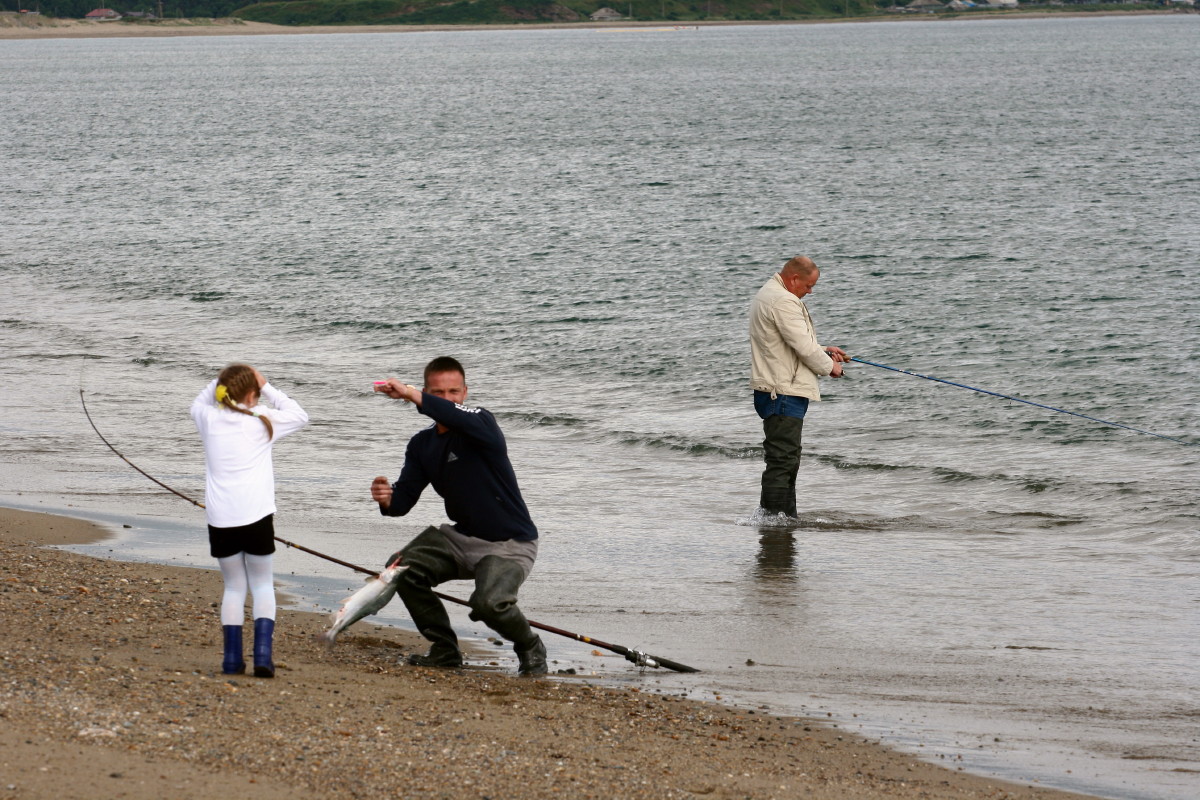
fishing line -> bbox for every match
[78,388,699,673]
[849,357,1195,447]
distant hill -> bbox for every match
[232,0,879,26]
[14,0,1172,29]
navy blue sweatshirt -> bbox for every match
[381,393,538,542]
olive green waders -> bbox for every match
[390,526,544,673]
[760,414,804,517]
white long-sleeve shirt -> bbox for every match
[190,378,309,528]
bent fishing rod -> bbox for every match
[80,388,207,508]
[80,389,699,673]
[848,357,1195,447]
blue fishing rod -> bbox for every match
[848,357,1196,447]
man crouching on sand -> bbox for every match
[369,356,547,676]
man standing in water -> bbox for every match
[369,357,546,676]
[750,256,849,519]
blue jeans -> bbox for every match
[754,391,809,421]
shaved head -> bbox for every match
[781,256,818,278]
[778,256,820,300]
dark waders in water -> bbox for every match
[760,415,804,517]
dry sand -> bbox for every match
[0,506,1099,800]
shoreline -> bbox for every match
[0,504,1100,800]
[0,9,1186,40]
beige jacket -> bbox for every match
[749,273,834,400]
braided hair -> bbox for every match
[215,363,274,440]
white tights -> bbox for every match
[217,553,275,626]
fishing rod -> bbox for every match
[80,388,206,508]
[848,357,1196,447]
[79,389,700,673]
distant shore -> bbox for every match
[0,504,1099,800]
[0,9,1186,40]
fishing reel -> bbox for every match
[624,649,660,670]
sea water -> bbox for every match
[1,16,1198,799]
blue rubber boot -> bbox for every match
[222,625,244,675]
[252,618,275,678]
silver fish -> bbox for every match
[317,557,409,646]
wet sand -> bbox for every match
[0,505,1099,800]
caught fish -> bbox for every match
[317,557,409,646]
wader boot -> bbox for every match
[397,579,462,667]
[515,636,548,677]
[392,533,464,668]
[760,415,804,517]
[252,617,275,678]
[470,556,545,676]
[402,604,464,669]
[222,625,245,675]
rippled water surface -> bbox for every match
[2,17,1198,799]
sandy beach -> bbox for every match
[0,9,1186,40]
[0,506,1101,800]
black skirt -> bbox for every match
[208,514,275,559]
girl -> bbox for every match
[191,364,309,677]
